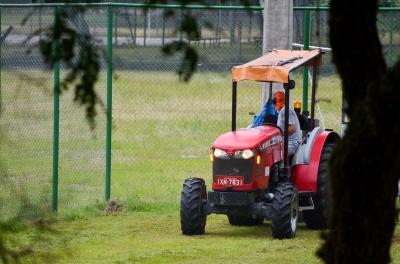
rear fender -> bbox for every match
[292,130,339,193]
[293,127,323,166]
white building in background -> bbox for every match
[0,0,32,3]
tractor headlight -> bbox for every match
[234,149,255,159]
[214,149,229,159]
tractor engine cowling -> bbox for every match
[210,126,283,191]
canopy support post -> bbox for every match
[283,82,290,168]
[310,64,318,129]
[232,81,237,131]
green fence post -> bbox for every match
[162,14,165,46]
[144,10,147,46]
[105,4,113,201]
[179,6,184,43]
[52,6,61,212]
[302,9,310,114]
[134,8,137,46]
[389,0,394,66]
[0,8,2,117]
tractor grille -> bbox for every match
[213,157,254,184]
[208,191,252,206]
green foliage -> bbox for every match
[162,41,199,81]
[26,0,258,126]
[27,0,105,129]
[158,0,253,80]
[0,218,57,263]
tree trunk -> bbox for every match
[261,0,293,103]
[319,0,400,263]
[262,0,293,55]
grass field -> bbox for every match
[5,211,400,263]
[0,69,342,216]
[0,5,398,263]
[0,69,348,263]
[0,5,397,263]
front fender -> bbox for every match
[292,130,339,193]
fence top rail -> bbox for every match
[0,3,398,11]
[0,3,263,9]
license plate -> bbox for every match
[216,176,244,186]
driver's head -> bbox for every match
[274,91,285,111]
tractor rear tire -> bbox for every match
[303,143,335,230]
[228,215,264,226]
[271,182,299,239]
[180,178,207,235]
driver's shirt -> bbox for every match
[277,107,301,156]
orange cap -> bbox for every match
[274,91,285,111]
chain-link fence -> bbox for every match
[0,3,399,218]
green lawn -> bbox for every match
[0,69,348,263]
[0,5,397,263]
[5,211,400,263]
[0,70,342,216]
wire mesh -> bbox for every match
[58,7,107,211]
[307,9,341,132]
[0,7,54,218]
[0,5,398,216]
[109,7,336,211]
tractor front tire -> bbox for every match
[180,178,207,235]
[228,214,264,226]
[303,143,335,230]
[271,183,299,239]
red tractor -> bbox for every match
[180,49,339,239]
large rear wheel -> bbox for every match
[303,143,335,230]
[271,182,299,239]
[180,178,207,235]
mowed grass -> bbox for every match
[2,69,399,263]
[8,211,400,264]
[0,69,342,215]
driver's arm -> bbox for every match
[288,124,296,135]
[287,109,299,135]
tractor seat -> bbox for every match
[264,112,309,131]
[297,113,310,131]
[262,112,310,132]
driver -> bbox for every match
[274,91,301,156]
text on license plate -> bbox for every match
[216,176,244,186]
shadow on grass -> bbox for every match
[204,221,319,239]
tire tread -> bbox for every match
[303,143,335,230]
[180,178,207,235]
[271,183,298,239]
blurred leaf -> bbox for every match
[34,5,104,129]
[182,14,201,40]
[180,44,199,81]
[20,9,35,26]
[204,21,214,30]
[162,41,198,81]
[30,0,257,128]
[162,41,183,55]
[164,9,175,17]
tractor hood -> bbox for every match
[212,126,281,151]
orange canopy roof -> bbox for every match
[231,49,322,83]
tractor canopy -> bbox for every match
[212,126,281,151]
[231,49,322,83]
